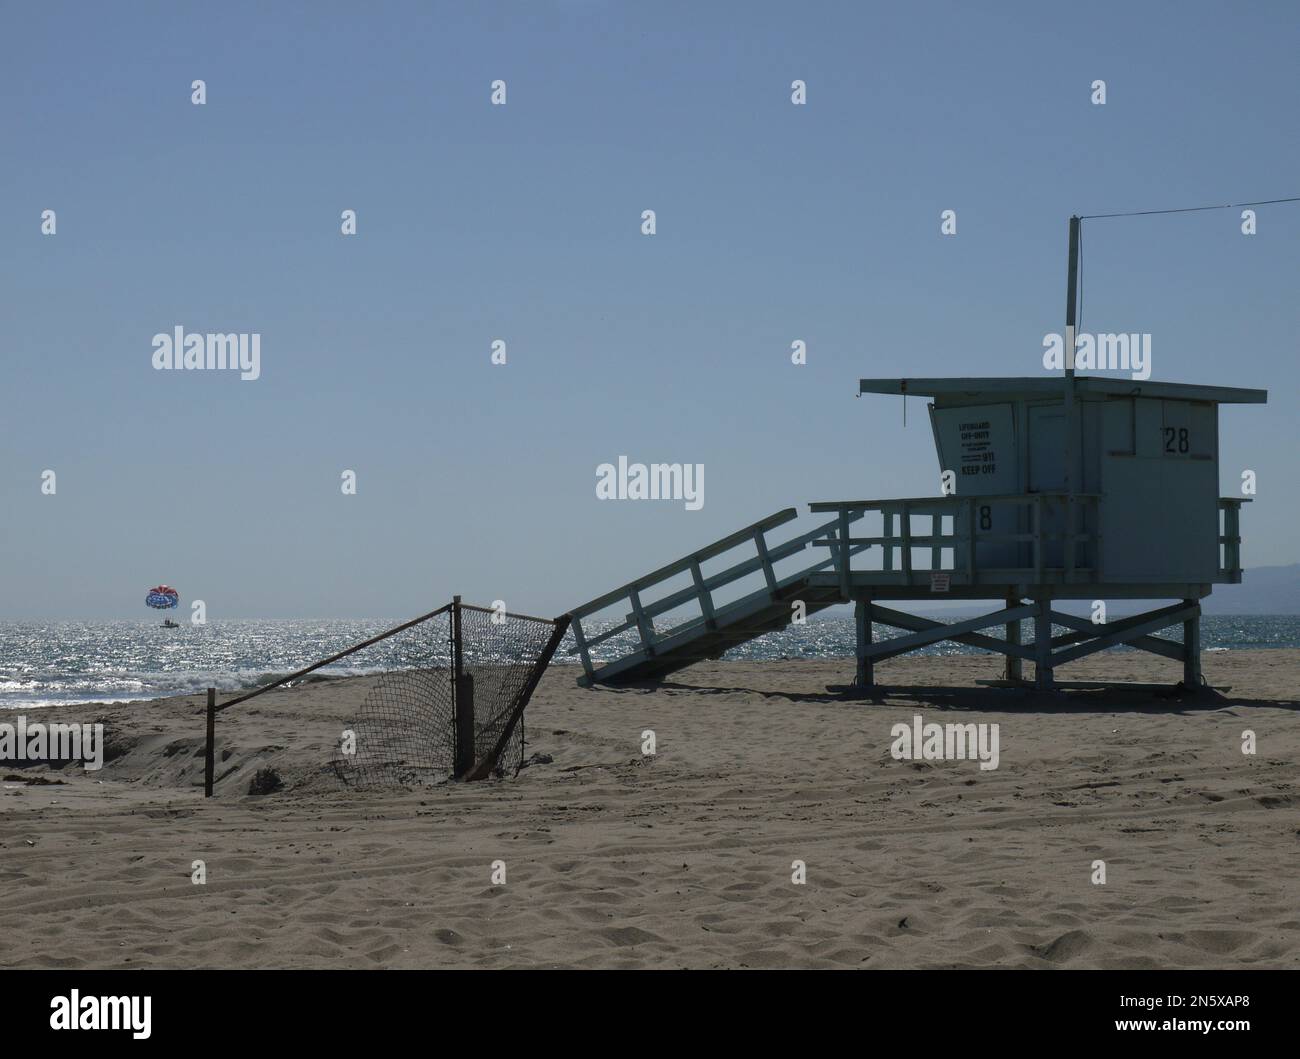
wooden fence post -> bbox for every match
[452,596,475,778]
[204,687,216,798]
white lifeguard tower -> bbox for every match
[805,373,1265,690]
[566,370,1264,691]
[567,217,1268,691]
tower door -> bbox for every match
[1028,405,1067,567]
[1028,406,1066,491]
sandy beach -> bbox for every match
[2,650,1296,970]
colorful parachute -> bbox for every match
[146,585,180,610]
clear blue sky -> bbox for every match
[1,0,1296,619]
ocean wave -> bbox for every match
[1,616,1294,707]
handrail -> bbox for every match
[590,539,876,655]
[810,492,1102,512]
[570,508,798,617]
[614,512,858,626]
[1217,497,1248,578]
[810,494,1102,583]
[575,525,876,655]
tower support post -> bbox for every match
[1182,599,1203,688]
[1005,593,1024,683]
[1034,596,1054,690]
[854,596,874,688]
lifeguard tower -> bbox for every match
[568,217,1268,692]
[567,373,1264,691]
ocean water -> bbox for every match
[1,615,1296,709]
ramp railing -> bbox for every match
[569,507,871,682]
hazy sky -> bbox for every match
[1,0,1296,620]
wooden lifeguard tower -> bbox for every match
[821,373,1264,690]
[567,372,1264,691]
[567,217,1268,691]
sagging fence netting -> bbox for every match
[205,598,568,796]
[330,601,569,788]
[328,606,456,788]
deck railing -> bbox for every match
[568,507,871,681]
[807,492,1103,590]
[1218,497,1248,582]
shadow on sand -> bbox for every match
[586,678,1300,715]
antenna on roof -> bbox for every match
[1061,197,1298,493]
[1063,215,1081,496]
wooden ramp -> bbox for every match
[568,508,868,685]
[569,492,1238,690]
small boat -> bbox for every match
[161,619,180,629]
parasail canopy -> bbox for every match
[146,585,180,610]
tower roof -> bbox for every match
[858,376,1267,404]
